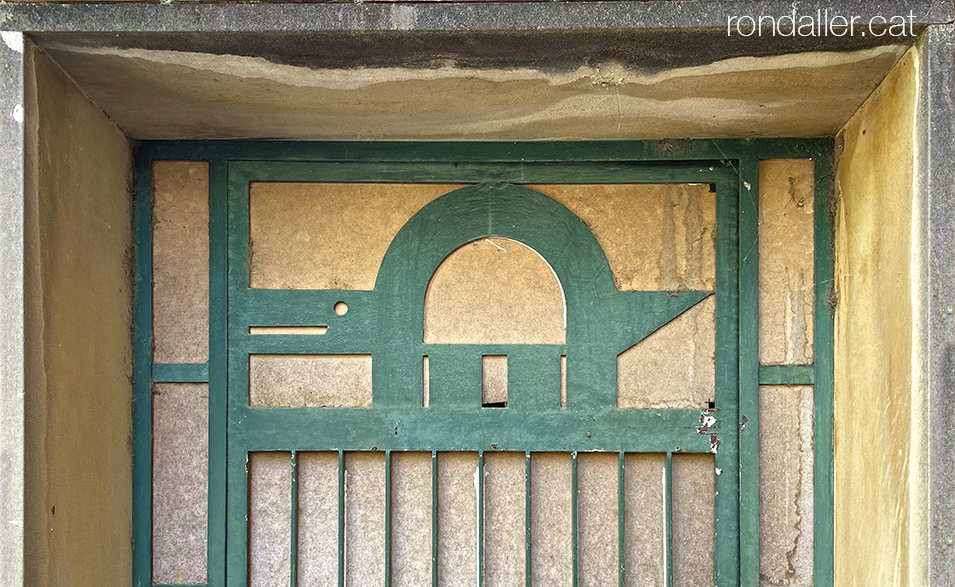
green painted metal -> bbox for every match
[737,156,760,587]
[571,452,579,587]
[338,450,345,587]
[131,138,836,587]
[224,447,247,587]
[138,138,833,165]
[232,409,713,453]
[431,451,438,587]
[813,153,836,587]
[132,151,154,587]
[525,452,531,587]
[385,450,392,587]
[713,156,741,587]
[758,365,816,385]
[617,451,625,587]
[206,159,229,587]
[151,362,209,383]
[665,451,673,587]
[478,451,485,587]
[290,451,299,587]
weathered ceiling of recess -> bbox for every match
[31,29,915,140]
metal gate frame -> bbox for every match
[132,139,834,587]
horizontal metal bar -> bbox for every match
[152,362,209,383]
[757,364,815,385]
[231,407,717,453]
[230,160,733,185]
[140,138,833,165]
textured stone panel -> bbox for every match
[437,452,479,587]
[759,386,814,587]
[531,184,716,292]
[152,384,208,584]
[485,452,526,587]
[249,183,459,290]
[152,160,208,363]
[578,453,618,587]
[345,452,386,587]
[671,454,715,587]
[424,238,565,345]
[249,354,372,408]
[392,452,433,587]
[530,453,572,587]
[298,452,339,587]
[249,452,292,587]
[617,296,715,409]
[759,159,815,365]
[624,454,667,587]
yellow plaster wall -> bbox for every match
[833,42,922,587]
[23,44,133,586]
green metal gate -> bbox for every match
[225,161,738,585]
[132,139,836,587]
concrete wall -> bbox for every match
[31,31,909,141]
[833,41,923,587]
[22,42,133,586]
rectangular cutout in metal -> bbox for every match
[423,355,430,408]
[482,355,508,408]
[249,326,328,335]
[560,355,567,409]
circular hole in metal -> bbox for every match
[334,301,348,316]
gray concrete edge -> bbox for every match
[926,22,955,587]
[0,0,951,33]
[0,30,25,587]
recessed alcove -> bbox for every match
[6,11,943,586]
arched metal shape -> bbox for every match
[372,182,711,409]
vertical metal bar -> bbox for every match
[385,450,392,587]
[224,160,252,586]
[207,158,229,587]
[478,451,485,587]
[617,452,625,587]
[571,452,578,587]
[339,450,345,587]
[226,449,250,587]
[665,452,673,587]
[525,452,532,587]
[737,156,760,587]
[131,147,154,587]
[714,166,742,587]
[290,451,299,587]
[813,151,836,587]
[432,451,439,587]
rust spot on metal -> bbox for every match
[740,414,748,432]
[709,433,720,453]
[697,411,717,434]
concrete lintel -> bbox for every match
[924,22,955,587]
[0,30,24,587]
[0,0,951,34]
